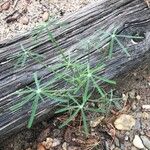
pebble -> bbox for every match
[52,138,61,147]
[114,114,136,130]
[129,90,136,99]
[122,93,128,101]
[20,16,29,25]
[120,143,125,149]
[42,138,53,149]
[42,137,60,149]
[136,95,141,100]
[110,144,115,150]
[62,142,68,150]
[90,116,104,127]
[141,136,150,150]
[2,1,10,10]
[114,137,120,147]
[125,135,129,141]
[42,12,49,22]
[142,105,150,110]
[142,112,149,119]
[133,135,145,149]
[132,102,137,111]
[134,119,141,130]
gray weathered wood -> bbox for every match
[0,0,150,139]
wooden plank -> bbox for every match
[0,0,150,139]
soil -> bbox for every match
[0,0,98,41]
[0,0,150,150]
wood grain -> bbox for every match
[0,0,150,139]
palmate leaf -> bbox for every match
[94,27,144,58]
[10,72,69,128]
[57,80,92,135]
[11,44,44,68]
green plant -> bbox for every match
[10,72,68,128]
[10,44,43,68]
[55,80,106,136]
[67,63,116,97]
[10,23,130,135]
[100,27,144,58]
[99,89,122,113]
[77,27,144,58]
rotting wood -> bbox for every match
[0,0,150,140]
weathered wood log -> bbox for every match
[0,0,150,140]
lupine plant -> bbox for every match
[10,21,143,135]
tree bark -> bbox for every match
[0,0,150,139]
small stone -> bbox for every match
[122,93,128,101]
[114,114,136,130]
[131,102,137,111]
[141,136,150,150]
[2,1,10,10]
[114,137,120,147]
[42,137,61,148]
[142,112,149,119]
[52,138,61,147]
[42,137,53,149]
[62,142,68,150]
[133,135,145,149]
[125,135,129,141]
[20,16,29,25]
[134,119,141,130]
[42,12,49,22]
[110,144,115,150]
[129,90,136,99]
[142,105,150,110]
[136,95,141,100]
[104,141,109,150]
[90,116,104,127]
[120,144,125,150]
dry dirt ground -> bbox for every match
[0,0,150,150]
[0,0,98,41]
